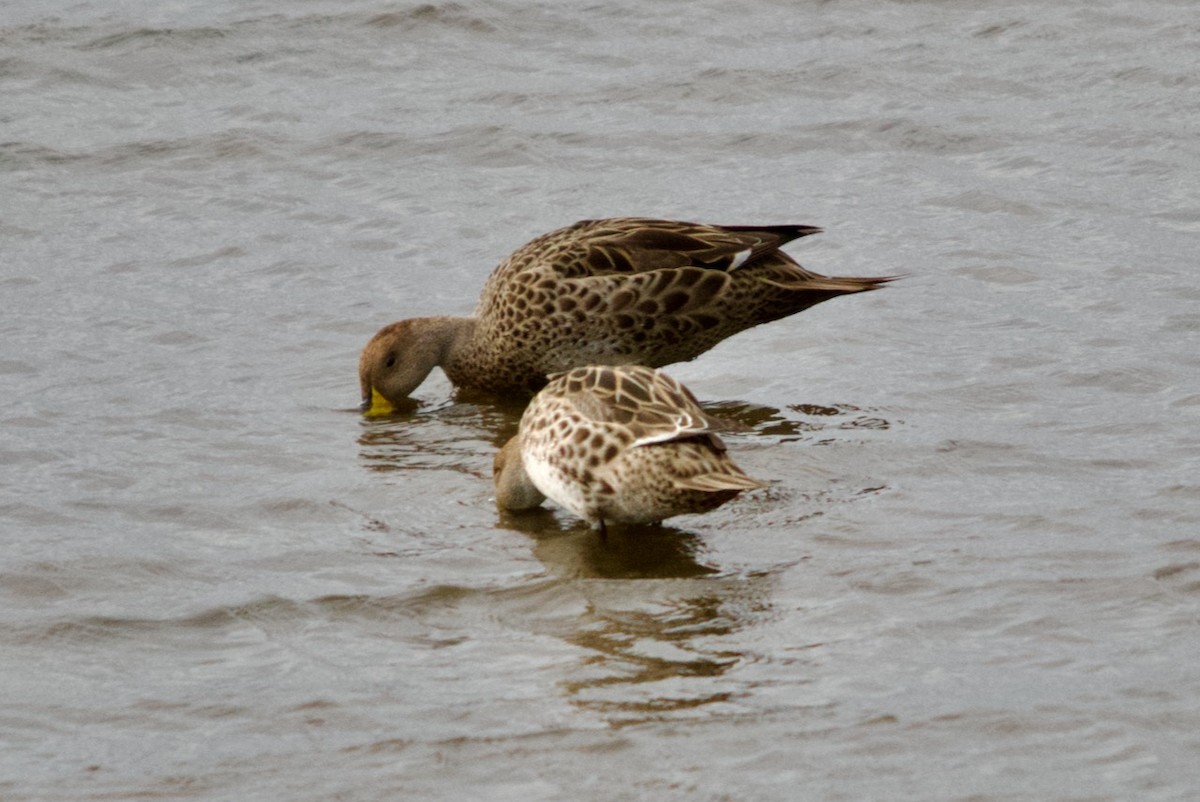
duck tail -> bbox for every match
[760,273,900,294]
[674,471,769,493]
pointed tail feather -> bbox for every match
[721,224,824,246]
[674,472,769,493]
[760,273,899,293]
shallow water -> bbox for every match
[3,0,1200,799]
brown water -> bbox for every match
[3,1,1199,800]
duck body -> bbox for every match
[361,217,893,411]
[493,365,766,531]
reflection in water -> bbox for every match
[497,509,776,726]
[705,400,817,441]
[355,392,525,475]
[706,399,895,444]
[563,596,739,724]
[499,511,719,579]
[558,574,775,727]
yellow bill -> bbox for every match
[363,387,396,417]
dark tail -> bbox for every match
[722,224,823,249]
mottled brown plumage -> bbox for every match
[493,365,767,532]
[361,217,893,412]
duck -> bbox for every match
[360,217,893,413]
[493,365,767,534]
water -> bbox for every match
[3,1,1199,799]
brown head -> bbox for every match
[358,318,461,415]
[493,436,546,511]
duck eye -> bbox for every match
[384,353,397,368]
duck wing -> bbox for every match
[556,365,730,448]
[495,217,822,281]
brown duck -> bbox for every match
[360,217,893,413]
[494,365,767,533]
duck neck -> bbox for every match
[494,437,546,511]
[436,316,480,386]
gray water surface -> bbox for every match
[3,1,1199,800]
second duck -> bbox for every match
[361,217,893,412]
[494,365,767,534]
